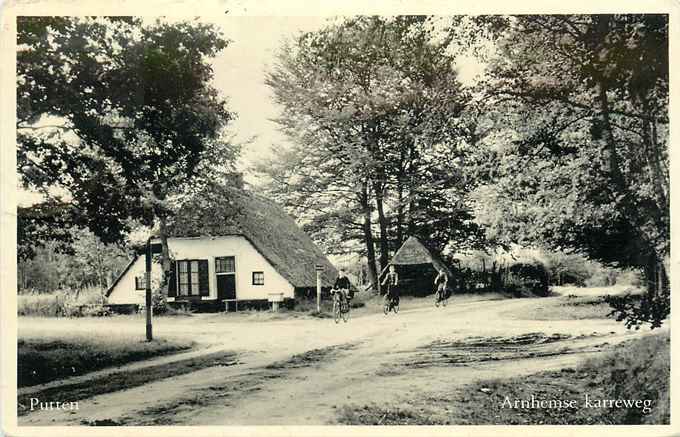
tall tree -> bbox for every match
[18,228,130,294]
[262,16,474,288]
[17,17,237,286]
[456,14,669,327]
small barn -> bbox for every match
[386,236,453,297]
[106,188,337,311]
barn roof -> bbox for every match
[390,236,453,276]
[164,185,338,288]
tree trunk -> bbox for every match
[406,193,416,237]
[158,213,171,293]
[644,252,658,297]
[360,181,379,293]
[595,79,668,298]
[658,254,669,294]
[645,250,670,298]
[95,239,104,293]
[373,181,390,273]
[638,100,669,245]
[594,82,624,185]
[591,17,626,191]
[591,17,669,308]
[641,118,668,214]
[405,142,417,237]
[395,147,407,246]
[396,174,404,247]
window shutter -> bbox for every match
[198,260,210,296]
[167,261,177,297]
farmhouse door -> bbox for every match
[217,274,236,300]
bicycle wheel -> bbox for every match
[442,297,448,307]
[333,300,341,323]
[393,302,399,314]
[383,300,389,315]
[342,305,349,323]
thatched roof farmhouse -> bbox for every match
[106,186,338,310]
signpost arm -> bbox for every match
[145,238,153,341]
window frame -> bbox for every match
[252,271,264,286]
[176,259,206,296]
[215,256,236,275]
[134,275,146,291]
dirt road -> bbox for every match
[18,290,658,425]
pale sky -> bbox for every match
[205,16,330,173]
[204,16,484,178]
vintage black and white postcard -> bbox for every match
[1,0,677,436]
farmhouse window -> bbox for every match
[134,275,145,290]
[215,256,236,274]
[176,259,209,296]
[252,271,264,285]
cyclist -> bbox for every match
[382,264,399,308]
[434,267,449,303]
[332,268,352,311]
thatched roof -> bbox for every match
[390,236,453,276]
[165,186,338,288]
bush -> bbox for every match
[505,262,550,297]
[614,269,642,287]
[152,291,168,314]
[138,290,169,315]
[584,269,615,287]
[78,304,111,317]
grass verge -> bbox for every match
[18,349,239,417]
[506,294,613,321]
[18,288,105,317]
[18,335,194,387]
[338,332,669,425]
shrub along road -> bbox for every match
[17,288,666,425]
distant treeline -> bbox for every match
[17,229,130,295]
[346,248,640,298]
[448,249,640,297]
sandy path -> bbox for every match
[18,293,655,426]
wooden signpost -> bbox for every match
[315,263,324,312]
[145,238,153,341]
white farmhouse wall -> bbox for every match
[107,236,295,305]
[107,256,163,304]
[165,236,294,300]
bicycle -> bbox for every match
[434,286,448,307]
[383,293,399,315]
[332,289,350,323]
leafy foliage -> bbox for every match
[17,17,236,253]
[18,228,129,293]
[454,15,669,326]
[605,292,670,330]
[261,16,482,287]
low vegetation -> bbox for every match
[338,332,669,425]
[18,335,194,387]
[505,294,616,321]
[18,349,239,417]
[18,288,108,317]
